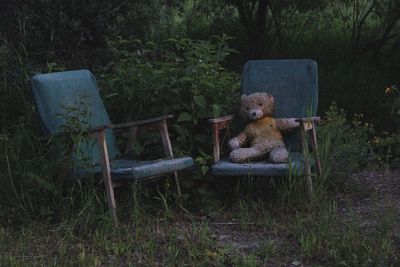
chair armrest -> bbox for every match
[208,115,234,124]
[298,116,322,178]
[106,114,176,159]
[89,114,174,132]
[88,115,175,156]
[208,115,234,163]
[295,117,320,132]
[208,115,234,136]
[295,117,321,123]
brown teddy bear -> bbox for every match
[228,92,299,163]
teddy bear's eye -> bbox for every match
[258,103,262,106]
[246,107,249,111]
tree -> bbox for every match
[223,0,328,59]
[332,0,400,52]
[227,0,270,59]
[0,0,181,66]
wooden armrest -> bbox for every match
[208,115,234,124]
[208,115,234,136]
[298,115,322,181]
[209,115,234,163]
[295,117,320,123]
[89,114,174,133]
[295,117,320,131]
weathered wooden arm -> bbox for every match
[208,115,234,163]
[118,116,176,159]
[129,117,182,196]
[89,114,176,171]
[89,114,174,132]
[88,114,175,157]
[294,117,321,123]
[90,128,117,222]
[207,115,235,124]
[295,117,320,131]
[89,114,182,218]
[297,116,321,196]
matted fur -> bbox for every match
[228,92,299,163]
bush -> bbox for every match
[318,104,376,186]
[0,41,100,223]
[372,84,400,168]
[104,36,240,174]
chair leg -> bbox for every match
[159,120,183,198]
[97,130,117,223]
[300,125,313,198]
[310,122,322,176]
[102,172,117,221]
[303,155,313,197]
[173,171,182,198]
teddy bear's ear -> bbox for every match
[259,92,272,100]
[265,93,274,102]
[240,95,247,101]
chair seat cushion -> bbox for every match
[73,157,193,181]
[211,152,304,177]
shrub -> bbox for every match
[318,103,376,186]
[372,84,400,168]
[104,36,240,174]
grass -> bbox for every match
[0,171,399,266]
[0,109,397,266]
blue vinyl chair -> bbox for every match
[31,69,193,221]
[208,60,321,195]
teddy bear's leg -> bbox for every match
[229,147,266,163]
[269,147,289,163]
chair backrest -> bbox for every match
[31,69,119,168]
[239,59,318,151]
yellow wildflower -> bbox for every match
[206,249,219,258]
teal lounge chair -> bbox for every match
[208,60,321,195]
[31,69,194,221]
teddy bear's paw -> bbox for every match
[269,148,289,163]
[277,118,300,131]
[228,138,240,151]
[229,149,248,163]
[288,118,300,128]
[229,151,241,163]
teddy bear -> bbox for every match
[228,92,299,163]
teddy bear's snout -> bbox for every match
[249,109,263,119]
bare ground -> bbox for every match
[178,170,400,266]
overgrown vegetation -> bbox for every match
[1,0,400,265]
[105,36,239,156]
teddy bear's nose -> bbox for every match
[252,112,256,116]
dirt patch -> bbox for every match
[335,170,400,222]
[198,171,400,265]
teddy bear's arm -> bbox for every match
[227,132,248,151]
[276,118,299,131]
